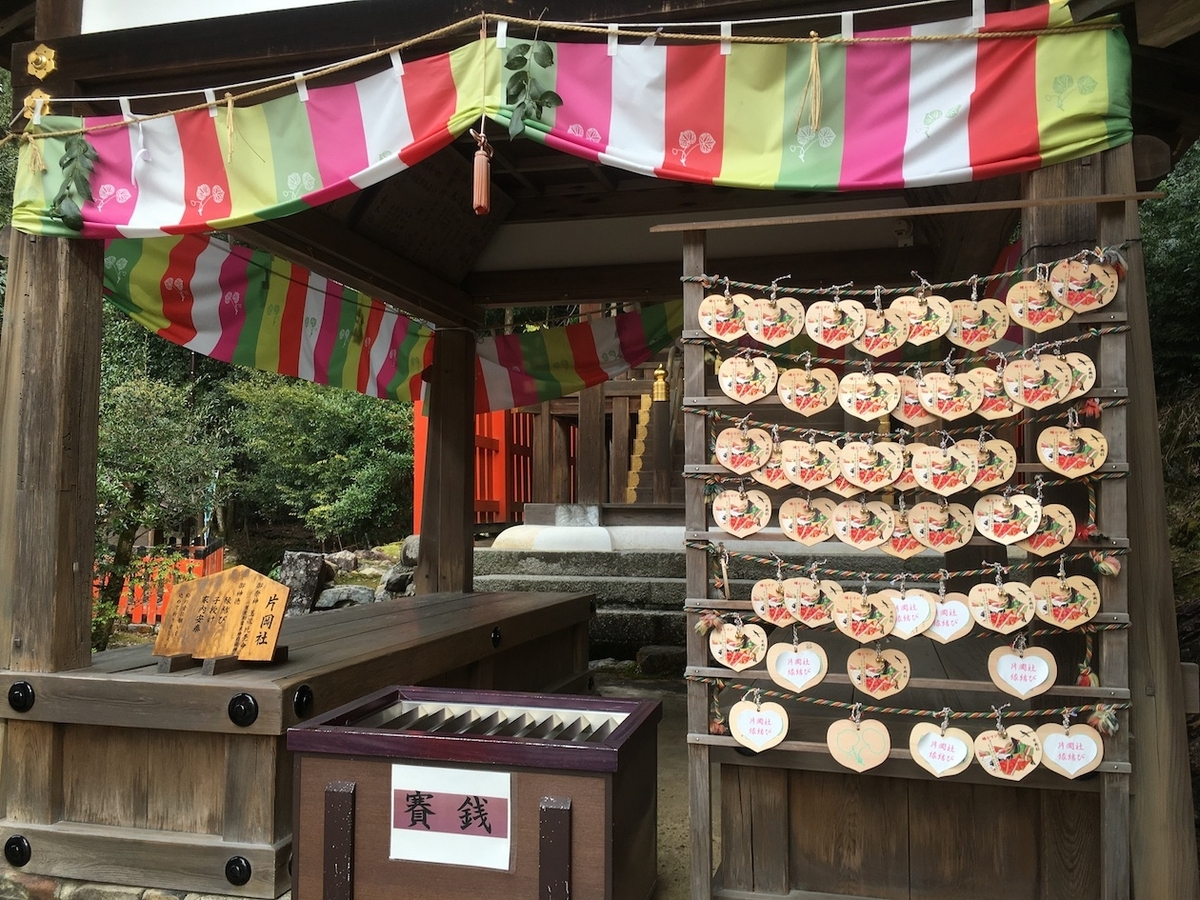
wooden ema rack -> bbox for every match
[0,592,592,898]
[672,183,1136,898]
[288,685,661,900]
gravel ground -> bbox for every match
[593,674,719,900]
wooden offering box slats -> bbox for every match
[0,592,592,898]
[288,686,662,900]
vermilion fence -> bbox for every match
[104,542,225,626]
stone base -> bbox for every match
[0,875,288,900]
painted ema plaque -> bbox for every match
[153,565,289,662]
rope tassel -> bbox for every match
[472,129,493,216]
[795,32,823,137]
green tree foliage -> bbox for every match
[226,372,414,547]
[1141,142,1200,397]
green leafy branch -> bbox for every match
[504,41,563,139]
[50,135,97,231]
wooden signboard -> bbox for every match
[153,565,289,663]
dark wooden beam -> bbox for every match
[234,210,482,329]
[464,246,936,307]
[1134,0,1200,47]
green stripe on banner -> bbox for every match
[516,328,555,402]
[231,247,274,370]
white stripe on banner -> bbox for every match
[591,316,629,379]
[902,15,977,187]
[476,345,517,413]
[368,309,399,398]
[182,239,231,357]
[119,115,187,238]
[298,274,329,382]
[598,42,667,178]
[351,68,416,189]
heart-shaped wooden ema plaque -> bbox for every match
[833,501,896,550]
[781,440,839,490]
[699,291,749,340]
[974,724,1042,781]
[713,489,772,538]
[911,444,979,497]
[827,718,891,772]
[917,372,983,421]
[848,648,910,700]
[926,593,974,643]
[963,438,1017,492]
[832,589,897,643]
[838,372,900,421]
[1037,426,1108,477]
[893,293,953,345]
[751,578,797,626]
[895,375,940,427]
[973,366,1020,421]
[892,445,919,492]
[910,722,974,777]
[714,427,772,474]
[1017,503,1077,557]
[892,588,937,639]
[804,299,866,348]
[730,699,789,753]
[750,444,790,491]
[988,645,1057,698]
[948,298,1009,351]
[719,356,779,404]
[709,622,768,671]
[784,577,841,627]
[882,511,926,560]
[839,441,903,490]
[1003,356,1073,410]
[1061,351,1097,401]
[745,296,805,347]
[1007,280,1074,332]
[777,367,839,417]
[779,497,836,546]
[767,640,827,692]
[974,493,1042,544]
[968,582,1035,634]
[1049,259,1119,312]
[853,307,909,357]
[909,501,974,552]
[1033,575,1101,629]
[1036,723,1104,778]
[826,475,865,499]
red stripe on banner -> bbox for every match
[357,302,386,394]
[472,357,490,411]
[169,110,233,231]
[208,244,253,363]
[655,45,725,184]
[277,274,309,378]
[493,334,539,408]
[839,28,912,190]
[80,114,137,238]
[969,6,1049,180]
[399,52,460,167]
[157,233,208,346]
[565,320,603,387]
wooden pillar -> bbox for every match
[532,400,553,504]
[609,388,631,504]
[575,305,607,506]
[1102,144,1200,900]
[414,329,476,594]
[0,233,103,673]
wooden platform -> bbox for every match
[0,591,593,898]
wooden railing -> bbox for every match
[108,542,225,626]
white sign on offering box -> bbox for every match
[391,764,513,870]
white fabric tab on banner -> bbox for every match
[642,27,660,47]
[389,49,404,78]
[607,24,618,56]
[720,21,732,55]
[971,0,986,29]
[119,97,133,121]
[31,98,43,125]
[841,11,854,37]
[294,73,309,102]
[496,20,508,48]
[204,88,218,117]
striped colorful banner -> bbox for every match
[103,234,682,411]
[13,2,1129,238]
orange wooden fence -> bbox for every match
[107,542,225,626]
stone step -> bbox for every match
[473,573,686,609]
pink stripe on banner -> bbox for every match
[208,244,253,362]
[545,42,612,161]
[81,115,138,238]
[615,310,650,366]
[839,28,913,190]
[493,335,539,408]
[312,285,343,384]
[303,81,371,207]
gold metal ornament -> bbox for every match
[27,44,56,80]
